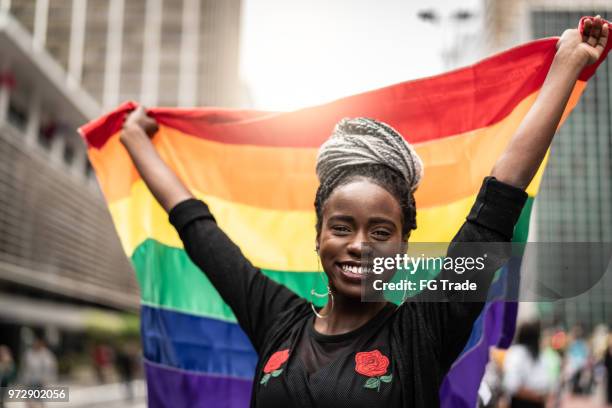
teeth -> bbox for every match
[340,264,370,274]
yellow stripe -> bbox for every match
[109,181,538,272]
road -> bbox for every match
[4,380,146,408]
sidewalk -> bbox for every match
[4,380,146,408]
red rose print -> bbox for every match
[264,349,290,373]
[260,349,290,386]
[355,350,389,377]
[355,349,393,392]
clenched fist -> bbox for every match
[122,105,159,139]
[556,16,609,66]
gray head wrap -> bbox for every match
[315,117,424,192]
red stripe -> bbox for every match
[81,19,611,150]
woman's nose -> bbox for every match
[347,230,367,257]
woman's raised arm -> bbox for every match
[120,106,193,211]
[491,16,608,189]
[410,18,609,369]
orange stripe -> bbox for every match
[89,82,585,210]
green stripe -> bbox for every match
[513,197,534,243]
[132,239,329,322]
[133,197,535,321]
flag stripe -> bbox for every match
[439,300,507,407]
[141,305,257,378]
[89,81,584,209]
[134,239,328,322]
[144,360,253,408]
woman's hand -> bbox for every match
[119,104,193,212]
[556,15,609,67]
[122,105,159,139]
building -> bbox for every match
[0,0,243,379]
[0,5,139,371]
[7,0,244,109]
[483,0,612,329]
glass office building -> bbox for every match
[531,9,612,329]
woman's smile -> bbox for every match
[336,261,372,281]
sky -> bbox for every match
[239,0,482,110]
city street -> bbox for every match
[4,381,147,408]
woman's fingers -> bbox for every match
[136,105,146,117]
[588,16,603,47]
[596,23,609,52]
[583,18,592,40]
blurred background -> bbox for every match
[0,0,610,406]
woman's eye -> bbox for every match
[331,225,350,233]
[372,230,391,238]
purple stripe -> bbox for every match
[440,255,522,407]
[439,301,507,408]
[499,301,518,349]
[145,360,253,408]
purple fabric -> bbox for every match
[439,254,523,407]
[145,360,253,408]
[439,301,507,408]
[499,301,518,349]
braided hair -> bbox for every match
[314,118,424,240]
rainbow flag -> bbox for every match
[80,23,610,407]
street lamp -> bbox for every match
[417,9,439,23]
[417,8,478,69]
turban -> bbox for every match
[315,117,424,192]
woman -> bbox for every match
[502,321,558,408]
[120,18,608,407]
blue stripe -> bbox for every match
[460,259,520,354]
[141,305,258,379]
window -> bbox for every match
[38,122,56,150]
[8,102,27,131]
[63,142,75,165]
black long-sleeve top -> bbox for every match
[168,176,528,407]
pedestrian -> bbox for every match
[567,324,590,394]
[604,335,612,405]
[0,345,16,408]
[502,321,558,408]
[115,343,136,400]
[92,342,113,384]
[20,337,57,408]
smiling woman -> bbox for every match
[115,16,609,408]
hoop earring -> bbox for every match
[310,250,334,319]
[311,287,334,319]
